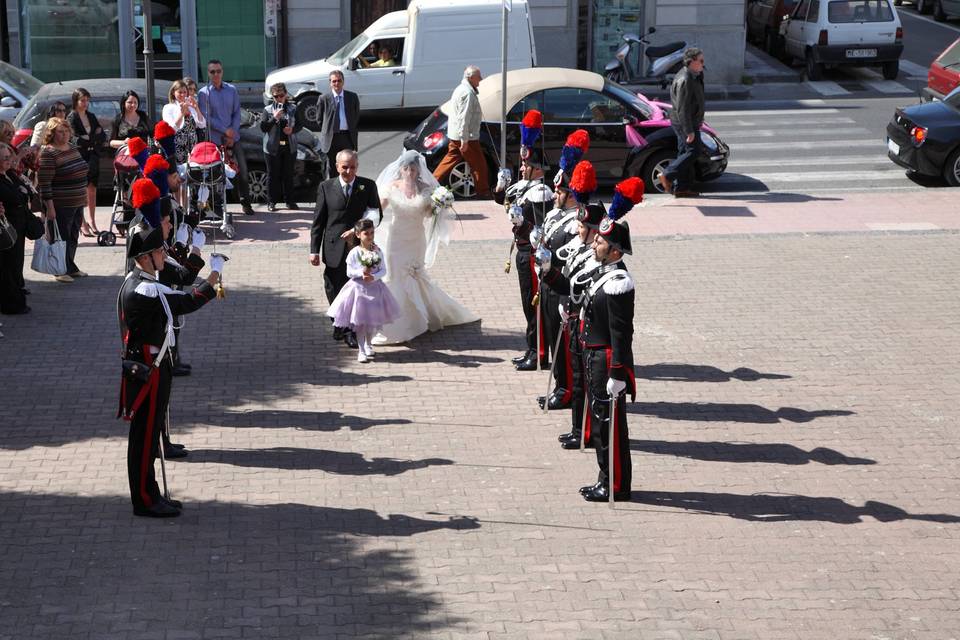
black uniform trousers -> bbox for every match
[125,355,173,510]
[568,317,593,446]
[515,246,547,364]
[583,347,631,493]
[324,260,349,306]
[542,287,573,401]
[266,150,295,205]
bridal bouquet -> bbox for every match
[430,186,455,215]
[358,249,381,269]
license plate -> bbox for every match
[846,48,877,58]
[887,138,900,155]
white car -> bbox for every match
[0,61,43,123]
[782,0,904,80]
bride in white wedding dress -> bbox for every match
[372,150,478,345]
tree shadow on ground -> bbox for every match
[211,409,413,432]
[631,440,875,465]
[636,363,791,382]
[0,491,479,638]
[181,447,454,475]
[628,402,854,424]
[629,491,960,524]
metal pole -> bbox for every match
[142,0,157,124]
[608,395,617,508]
[499,4,508,170]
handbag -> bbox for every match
[30,220,67,275]
[0,211,16,251]
[24,214,44,241]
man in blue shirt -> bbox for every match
[198,59,255,216]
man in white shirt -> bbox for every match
[433,65,491,199]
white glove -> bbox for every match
[210,254,226,273]
[559,303,569,323]
[191,228,206,250]
[496,167,512,192]
[508,203,523,226]
[606,377,626,397]
[175,222,190,246]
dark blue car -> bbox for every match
[886,87,960,186]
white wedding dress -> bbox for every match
[373,184,479,344]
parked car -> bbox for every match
[265,0,536,113]
[12,78,325,203]
[746,0,799,58]
[923,36,960,102]
[782,0,903,80]
[0,61,44,123]
[886,86,960,185]
[403,67,729,197]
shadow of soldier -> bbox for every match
[635,363,792,382]
[181,447,455,476]
[630,440,875,466]
[628,402,854,424]
[211,408,413,432]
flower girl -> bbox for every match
[327,219,400,362]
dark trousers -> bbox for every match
[126,359,173,510]
[569,318,592,445]
[663,126,702,191]
[323,259,349,306]
[266,151,295,205]
[0,228,26,313]
[231,142,250,203]
[515,247,546,362]
[326,132,355,179]
[54,205,83,274]
[543,288,573,400]
[584,348,631,494]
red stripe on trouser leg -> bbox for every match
[139,351,159,507]
[528,254,546,361]
[560,325,573,403]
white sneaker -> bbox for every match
[357,351,368,363]
[363,343,375,357]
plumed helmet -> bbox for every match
[131,177,162,229]
[153,121,177,159]
[569,161,597,205]
[144,154,170,198]
[126,220,165,259]
[576,202,606,229]
[519,109,542,159]
[598,218,632,255]
[127,136,150,172]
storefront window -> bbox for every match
[196,0,265,82]
[20,0,121,81]
[134,0,184,81]
[591,0,644,74]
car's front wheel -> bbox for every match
[943,148,960,186]
[805,51,823,80]
[246,165,269,204]
[636,149,675,194]
[446,160,476,198]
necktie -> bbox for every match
[335,95,342,132]
[344,182,351,200]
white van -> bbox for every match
[265,0,537,112]
[782,0,903,80]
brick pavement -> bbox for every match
[1,214,959,639]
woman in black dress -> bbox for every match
[0,144,33,314]
[109,90,152,151]
[66,87,106,237]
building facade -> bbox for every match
[3,0,743,86]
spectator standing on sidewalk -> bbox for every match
[660,47,705,198]
[198,59,254,216]
[317,70,360,180]
[38,117,89,283]
[433,65,490,199]
[260,82,302,211]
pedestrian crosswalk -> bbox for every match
[800,65,928,97]
[703,104,920,193]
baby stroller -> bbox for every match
[186,141,234,239]
[101,143,141,246]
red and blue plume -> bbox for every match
[153,121,177,159]
[569,161,597,205]
[558,129,590,174]
[131,177,162,228]
[607,177,645,221]
[127,136,150,172]
[144,154,170,197]
[520,109,542,151]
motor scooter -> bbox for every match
[603,27,686,87]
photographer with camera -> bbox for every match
[261,82,302,212]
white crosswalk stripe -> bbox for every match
[898,59,931,79]
[804,80,851,96]
[862,79,916,94]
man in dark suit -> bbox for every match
[317,70,360,179]
[309,149,381,348]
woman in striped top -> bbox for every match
[38,117,88,282]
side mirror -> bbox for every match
[0,96,16,108]
[350,57,360,70]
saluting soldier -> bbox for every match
[576,177,644,502]
[117,220,225,518]
[495,149,554,371]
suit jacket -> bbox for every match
[260,101,302,157]
[310,175,381,267]
[317,90,360,153]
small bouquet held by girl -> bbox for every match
[327,218,401,362]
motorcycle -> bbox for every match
[603,27,687,88]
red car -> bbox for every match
[924,36,960,102]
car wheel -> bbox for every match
[943,148,960,186]
[933,0,947,21]
[637,149,675,194]
[246,165,269,204]
[881,60,899,80]
[446,160,476,198]
[805,51,823,81]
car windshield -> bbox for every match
[827,0,894,23]
[602,81,654,119]
[0,62,43,98]
[327,34,368,66]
